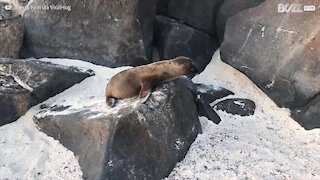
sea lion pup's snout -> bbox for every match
[174,56,199,77]
[188,62,199,75]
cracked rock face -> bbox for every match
[154,15,217,72]
[0,59,94,126]
[21,0,158,67]
[220,0,320,129]
[216,0,264,43]
[34,80,201,180]
[167,0,223,36]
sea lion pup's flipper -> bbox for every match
[139,79,152,103]
[106,96,117,108]
[140,91,151,103]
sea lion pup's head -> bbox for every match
[173,56,199,76]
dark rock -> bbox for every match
[167,0,223,36]
[0,74,35,126]
[0,59,94,126]
[156,0,171,15]
[0,16,24,59]
[39,103,49,109]
[174,78,220,124]
[216,0,264,43]
[197,93,221,124]
[0,2,12,20]
[220,0,320,128]
[214,98,256,116]
[21,0,158,67]
[193,83,234,124]
[195,83,234,103]
[171,80,231,124]
[50,105,71,112]
[34,80,201,180]
[154,15,218,72]
[291,95,320,130]
[176,76,197,97]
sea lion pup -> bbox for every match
[105,56,199,107]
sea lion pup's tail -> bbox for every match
[106,96,117,108]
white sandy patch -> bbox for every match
[166,50,320,179]
[0,58,127,179]
[0,107,82,179]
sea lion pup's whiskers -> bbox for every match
[105,56,198,107]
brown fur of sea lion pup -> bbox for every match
[105,56,198,107]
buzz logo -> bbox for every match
[278,3,303,13]
[278,3,316,13]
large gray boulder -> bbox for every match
[167,0,223,36]
[0,59,94,126]
[154,15,217,72]
[34,80,201,180]
[21,0,158,67]
[216,0,265,43]
[220,0,320,129]
[0,16,24,58]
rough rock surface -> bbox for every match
[216,0,264,43]
[34,80,201,180]
[0,16,24,59]
[167,0,223,36]
[0,74,35,126]
[154,15,217,72]
[220,0,320,129]
[0,59,94,126]
[21,0,158,67]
